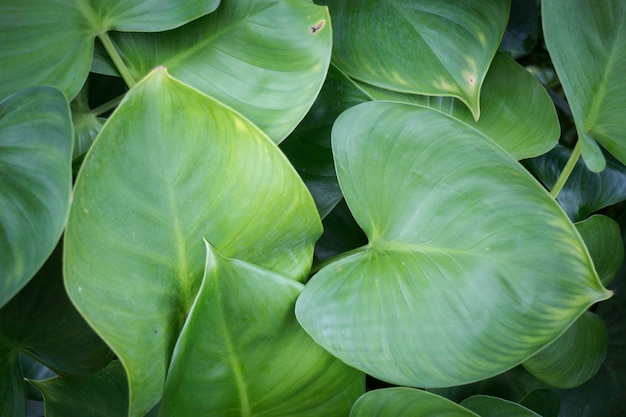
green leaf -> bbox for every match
[0,86,72,308]
[281,64,372,217]
[64,68,321,417]
[576,215,624,287]
[104,0,332,143]
[543,0,626,169]
[296,101,611,388]
[461,395,541,417]
[160,241,364,416]
[70,82,107,159]
[349,388,479,417]
[30,361,128,417]
[321,0,510,119]
[0,0,220,99]
[524,144,626,221]
[519,389,560,417]
[357,52,559,160]
[499,0,539,59]
[523,311,608,389]
[0,244,114,416]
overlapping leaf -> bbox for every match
[0,86,72,307]
[296,101,611,388]
[0,0,220,99]
[461,395,541,417]
[160,242,364,417]
[543,0,626,171]
[320,0,510,119]
[64,68,322,417]
[103,0,332,142]
[357,52,559,160]
[576,215,623,286]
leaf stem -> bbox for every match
[550,140,581,198]
[98,32,136,88]
[91,94,124,117]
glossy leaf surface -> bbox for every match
[0,0,219,100]
[161,242,364,417]
[31,361,128,417]
[296,101,610,388]
[357,52,559,160]
[321,0,510,119]
[0,86,72,307]
[543,0,626,170]
[461,395,541,417]
[523,311,608,388]
[106,0,332,142]
[64,68,321,417]
[576,215,623,286]
[349,388,478,417]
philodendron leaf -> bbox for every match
[523,311,608,389]
[543,0,626,170]
[0,0,219,99]
[349,388,479,417]
[0,86,72,308]
[320,0,510,119]
[64,67,321,417]
[104,0,331,143]
[576,215,624,287]
[524,145,626,221]
[160,242,364,416]
[31,361,128,417]
[296,101,611,388]
[357,52,559,160]
[461,395,541,417]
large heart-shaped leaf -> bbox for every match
[0,0,219,100]
[350,388,479,417]
[0,86,72,308]
[64,68,321,417]
[103,0,332,143]
[357,52,559,160]
[0,244,114,416]
[296,101,610,388]
[160,242,364,416]
[320,0,510,119]
[543,0,626,170]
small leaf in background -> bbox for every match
[64,68,321,417]
[461,395,541,417]
[296,101,610,388]
[320,0,510,119]
[576,215,624,287]
[499,0,539,59]
[0,0,220,100]
[519,389,560,417]
[349,388,479,417]
[30,361,128,417]
[543,0,626,170]
[160,242,364,417]
[0,86,72,308]
[357,52,559,160]
[0,244,114,416]
[70,81,107,159]
[524,144,626,221]
[103,0,332,143]
[281,64,372,217]
[523,311,608,389]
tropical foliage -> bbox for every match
[1,0,625,416]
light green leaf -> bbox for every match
[357,52,559,160]
[576,215,624,287]
[64,68,321,417]
[543,0,626,169]
[0,0,220,99]
[31,361,128,417]
[0,86,72,308]
[104,0,332,143]
[523,311,608,389]
[320,0,510,119]
[349,388,479,417]
[160,242,364,416]
[461,395,541,417]
[296,101,611,388]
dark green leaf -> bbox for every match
[461,395,541,417]
[499,0,539,59]
[519,389,560,417]
[576,215,624,286]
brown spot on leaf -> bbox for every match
[310,20,325,34]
